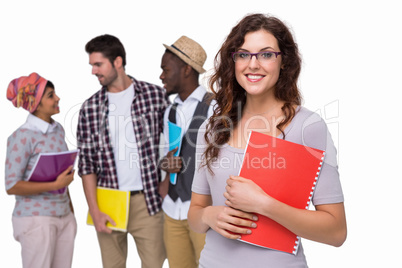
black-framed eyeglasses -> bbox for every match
[231,51,282,63]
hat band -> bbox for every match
[171,44,190,59]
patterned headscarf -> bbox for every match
[7,72,48,113]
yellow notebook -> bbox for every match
[86,187,130,232]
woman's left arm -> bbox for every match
[225,176,347,247]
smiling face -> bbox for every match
[89,52,118,87]
[34,86,60,122]
[234,29,282,98]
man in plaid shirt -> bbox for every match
[77,34,169,268]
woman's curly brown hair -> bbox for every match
[204,13,302,172]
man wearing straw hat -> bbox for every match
[77,34,168,268]
[158,36,214,268]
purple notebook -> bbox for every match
[27,149,79,194]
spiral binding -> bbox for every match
[293,151,326,255]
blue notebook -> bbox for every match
[168,121,182,185]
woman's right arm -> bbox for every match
[188,120,257,239]
[188,192,257,239]
[5,130,74,196]
[6,166,74,195]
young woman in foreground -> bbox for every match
[188,13,347,267]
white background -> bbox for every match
[1,0,401,267]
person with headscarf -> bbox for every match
[5,72,77,268]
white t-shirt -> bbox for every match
[107,84,143,191]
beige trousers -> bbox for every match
[97,193,166,268]
[163,213,206,268]
[12,212,77,268]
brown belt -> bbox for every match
[130,190,144,196]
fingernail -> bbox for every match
[251,223,257,228]
[247,230,252,234]
[253,216,258,221]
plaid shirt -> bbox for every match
[77,76,169,215]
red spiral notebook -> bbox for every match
[237,131,325,255]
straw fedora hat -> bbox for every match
[163,36,206,74]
